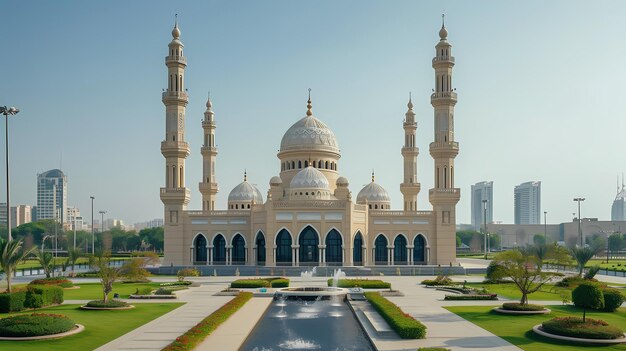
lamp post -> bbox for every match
[99,210,107,250]
[544,211,547,243]
[482,199,488,260]
[90,196,95,254]
[0,106,19,241]
[573,198,585,247]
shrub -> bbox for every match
[602,288,625,312]
[444,294,498,301]
[328,279,391,289]
[557,275,601,288]
[584,265,601,280]
[26,285,64,306]
[0,313,76,337]
[421,275,453,286]
[0,291,26,313]
[134,287,154,296]
[231,279,270,288]
[161,281,192,287]
[484,261,505,283]
[572,282,604,321]
[162,292,253,351]
[542,317,624,340]
[29,277,73,288]
[119,258,151,282]
[85,299,129,308]
[270,279,289,288]
[24,293,44,309]
[364,292,426,339]
[501,302,545,311]
[155,287,174,295]
[177,268,199,282]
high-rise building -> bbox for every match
[66,207,84,231]
[11,205,32,228]
[471,181,493,230]
[36,169,68,224]
[612,176,626,221]
[514,181,541,224]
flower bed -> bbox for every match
[364,292,426,339]
[29,277,74,288]
[85,299,129,308]
[0,313,75,337]
[541,317,624,340]
[328,279,391,289]
[162,292,253,351]
[444,294,497,301]
[160,281,193,287]
[501,303,546,311]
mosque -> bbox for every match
[160,18,460,266]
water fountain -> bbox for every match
[299,266,317,281]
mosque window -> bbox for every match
[374,204,378,209]
[325,161,329,169]
[235,204,239,209]
[247,204,250,209]
[318,161,322,168]
[298,161,302,169]
[305,160,309,167]
[306,192,308,196]
[300,192,303,196]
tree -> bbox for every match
[119,258,150,282]
[571,282,604,322]
[34,249,54,278]
[533,234,546,245]
[608,233,623,256]
[0,238,35,293]
[66,247,82,274]
[138,227,164,251]
[489,234,501,251]
[491,248,558,305]
[89,251,121,303]
[570,245,602,277]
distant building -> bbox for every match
[12,205,32,228]
[514,181,541,224]
[134,218,164,231]
[471,181,493,230]
[611,179,626,221]
[0,203,6,225]
[36,169,68,224]
[66,207,84,231]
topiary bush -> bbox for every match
[602,288,625,312]
[160,281,192,287]
[0,313,76,337]
[484,261,506,283]
[572,282,604,321]
[134,287,154,296]
[542,317,624,340]
[85,299,129,308]
[230,279,270,288]
[26,285,64,306]
[501,302,546,311]
[0,291,26,313]
[270,278,289,288]
[177,268,200,282]
[24,293,44,309]
[364,292,426,339]
[155,287,174,295]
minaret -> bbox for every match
[199,94,218,210]
[429,16,460,265]
[161,15,190,231]
[400,94,421,211]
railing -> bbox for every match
[369,210,432,216]
[432,56,455,64]
[165,55,187,64]
[186,210,250,216]
[430,91,457,100]
[162,91,189,100]
[7,259,125,278]
[161,141,189,149]
[160,187,190,195]
[430,141,459,149]
[429,188,460,195]
[201,120,216,127]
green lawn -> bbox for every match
[0,303,183,350]
[64,282,162,300]
[446,305,626,351]
[466,282,568,302]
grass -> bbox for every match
[63,282,162,300]
[0,303,182,350]
[466,282,568,301]
[446,305,626,351]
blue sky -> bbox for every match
[1,0,625,226]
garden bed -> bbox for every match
[493,302,551,315]
[364,292,426,339]
[328,279,391,289]
[444,294,498,301]
[129,294,177,299]
[80,300,134,310]
[0,314,80,340]
[533,324,626,344]
[0,324,85,341]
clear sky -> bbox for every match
[1,0,625,226]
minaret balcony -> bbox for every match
[432,56,455,64]
[401,146,419,156]
[428,188,461,205]
[160,187,191,205]
[165,55,187,64]
[162,91,189,102]
[202,120,216,128]
[429,141,459,158]
[161,141,191,158]
[199,182,219,193]
[430,91,457,104]
[200,146,218,155]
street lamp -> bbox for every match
[573,198,585,246]
[544,211,547,243]
[99,210,107,250]
[90,196,95,254]
[0,106,19,241]
[482,199,488,260]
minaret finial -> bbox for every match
[439,14,448,40]
[306,88,313,116]
[442,13,445,28]
[175,13,178,27]
[172,14,181,38]
[408,92,413,109]
[371,169,375,182]
[244,169,247,181]
[206,91,212,109]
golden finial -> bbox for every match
[306,88,313,116]
[371,170,375,182]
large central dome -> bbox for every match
[279,99,339,153]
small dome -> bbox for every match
[439,26,448,40]
[290,166,329,189]
[336,176,349,187]
[357,181,391,205]
[228,180,263,203]
[172,22,181,38]
[270,176,283,186]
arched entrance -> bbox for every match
[255,231,266,265]
[232,234,245,264]
[325,229,342,265]
[394,235,407,265]
[276,229,292,265]
[374,235,388,265]
[213,234,226,265]
[299,226,319,265]
[353,231,363,266]
[413,235,426,264]
[194,234,207,263]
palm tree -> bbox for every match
[570,245,602,276]
[66,247,82,274]
[34,249,54,278]
[0,238,36,293]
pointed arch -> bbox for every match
[298,225,319,265]
[192,233,208,263]
[275,229,292,265]
[325,229,342,265]
[353,231,364,265]
[231,233,246,264]
[374,234,388,265]
[255,231,266,265]
[212,234,226,264]
[394,234,408,265]
[413,234,427,264]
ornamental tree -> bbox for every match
[0,238,35,293]
[570,245,602,277]
[571,282,604,322]
[90,251,121,303]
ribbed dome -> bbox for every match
[290,166,329,189]
[280,115,339,153]
[269,176,283,186]
[357,181,391,205]
[228,181,263,203]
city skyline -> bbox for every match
[1,1,625,225]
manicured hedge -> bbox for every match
[162,292,253,351]
[542,317,624,340]
[135,287,154,295]
[444,294,497,301]
[421,276,453,286]
[0,291,26,313]
[230,277,289,289]
[270,279,289,288]
[161,281,192,287]
[86,299,129,308]
[26,285,64,306]
[30,277,74,288]
[155,288,174,295]
[501,302,546,311]
[364,292,426,339]
[328,279,391,289]
[0,313,75,337]
[602,288,625,312]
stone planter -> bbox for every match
[532,324,626,344]
[0,324,85,341]
[493,307,551,315]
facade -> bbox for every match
[36,169,68,224]
[66,207,84,231]
[471,181,493,230]
[161,20,461,266]
[514,181,541,224]
[611,179,626,221]
[12,205,32,228]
